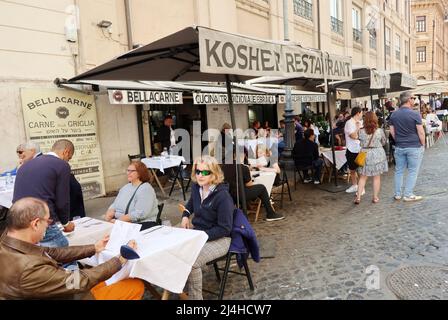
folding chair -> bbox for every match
[155,203,164,225]
[270,168,292,209]
[204,251,254,300]
[246,199,262,222]
[168,162,187,201]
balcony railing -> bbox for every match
[353,28,362,44]
[294,0,313,21]
[331,16,344,35]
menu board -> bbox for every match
[20,88,105,199]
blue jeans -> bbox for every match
[40,224,69,248]
[394,147,424,197]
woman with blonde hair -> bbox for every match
[180,155,234,300]
[354,112,388,204]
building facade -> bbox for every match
[411,0,448,81]
[0,0,412,193]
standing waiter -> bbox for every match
[12,139,75,247]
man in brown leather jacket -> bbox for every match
[0,197,144,300]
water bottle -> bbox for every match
[162,147,168,158]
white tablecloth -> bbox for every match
[0,177,14,208]
[141,156,185,173]
[66,217,114,246]
[252,171,276,195]
[80,223,208,294]
[321,148,347,170]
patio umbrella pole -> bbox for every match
[226,75,247,214]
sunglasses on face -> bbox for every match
[17,151,24,155]
[195,169,211,176]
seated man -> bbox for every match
[0,197,144,300]
[292,129,324,184]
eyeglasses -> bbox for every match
[411,97,416,100]
[16,151,24,155]
[126,169,137,173]
[195,169,211,176]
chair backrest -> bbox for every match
[128,154,145,163]
[156,203,164,225]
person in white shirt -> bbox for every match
[344,107,364,194]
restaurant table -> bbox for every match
[320,148,347,170]
[251,171,276,195]
[80,223,208,295]
[320,148,348,183]
[66,217,113,246]
[141,156,187,199]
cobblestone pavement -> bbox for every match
[202,140,448,300]
[86,139,448,300]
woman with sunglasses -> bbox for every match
[104,161,158,228]
[180,156,234,300]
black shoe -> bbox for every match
[265,213,285,222]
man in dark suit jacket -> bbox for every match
[13,139,75,247]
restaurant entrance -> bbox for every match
[149,99,207,156]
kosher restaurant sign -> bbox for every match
[20,88,106,199]
[198,27,352,81]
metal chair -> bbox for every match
[270,169,292,209]
[156,203,164,225]
[204,250,254,300]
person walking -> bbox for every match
[354,112,388,204]
[344,107,364,194]
[389,91,426,202]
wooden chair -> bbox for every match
[246,199,262,222]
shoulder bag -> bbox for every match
[354,130,376,167]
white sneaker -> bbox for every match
[303,178,312,184]
[345,185,358,193]
[314,180,321,185]
[394,195,402,201]
[403,195,423,202]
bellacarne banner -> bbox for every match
[198,27,352,80]
[21,88,106,200]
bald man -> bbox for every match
[13,139,75,247]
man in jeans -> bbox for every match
[389,91,426,202]
[13,139,76,247]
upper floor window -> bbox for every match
[293,0,313,21]
[416,46,426,62]
[352,7,362,43]
[416,16,426,32]
[385,26,391,56]
[330,0,343,35]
